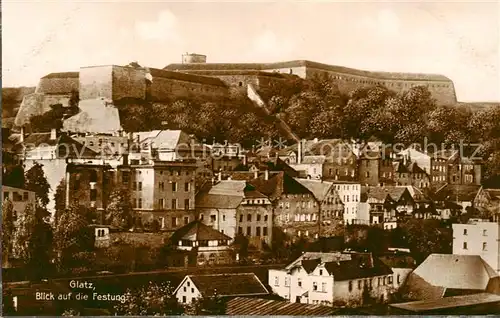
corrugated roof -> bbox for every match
[225,297,336,315]
[391,293,500,312]
[170,220,231,242]
[164,60,452,82]
[188,273,268,297]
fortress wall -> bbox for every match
[112,66,146,101]
[36,77,79,94]
[14,93,71,127]
[79,66,114,100]
[149,76,228,102]
[305,67,457,105]
[261,66,308,78]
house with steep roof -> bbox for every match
[400,253,500,301]
[362,186,415,225]
[294,178,344,236]
[170,220,233,266]
[174,273,269,305]
[433,183,486,215]
[250,171,320,239]
[268,252,396,307]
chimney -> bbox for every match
[264,169,269,181]
[254,170,258,179]
[20,126,25,143]
[50,128,57,140]
[297,140,302,164]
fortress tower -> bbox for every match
[182,53,207,64]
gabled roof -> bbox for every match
[365,186,412,203]
[294,178,334,202]
[15,132,98,158]
[285,252,351,270]
[484,189,500,202]
[182,273,268,298]
[195,193,243,209]
[301,258,322,274]
[434,184,482,202]
[403,254,500,300]
[403,186,432,203]
[323,254,393,281]
[226,297,336,315]
[170,220,231,242]
[249,171,312,200]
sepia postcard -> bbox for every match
[2,0,500,316]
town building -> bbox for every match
[1,185,36,216]
[268,252,395,307]
[330,181,362,225]
[361,186,415,224]
[433,184,487,216]
[169,220,233,266]
[400,253,500,301]
[294,178,344,236]
[174,273,269,305]
[452,219,500,274]
[250,171,320,239]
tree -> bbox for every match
[2,164,25,188]
[54,178,67,227]
[25,162,51,209]
[232,234,250,260]
[186,292,226,315]
[2,199,15,266]
[113,281,184,315]
[53,203,93,271]
[105,189,133,230]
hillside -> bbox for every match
[2,86,36,119]
[456,102,500,112]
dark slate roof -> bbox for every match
[433,184,482,202]
[226,297,336,315]
[188,273,269,297]
[365,186,411,202]
[195,193,243,209]
[41,72,79,79]
[249,171,312,200]
[164,60,452,82]
[170,220,231,242]
[301,258,322,274]
[15,132,98,158]
[324,254,393,281]
[408,162,426,174]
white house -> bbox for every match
[452,219,500,274]
[331,182,362,225]
[268,252,396,307]
[174,273,269,305]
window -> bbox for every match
[247,226,251,236]
[23,192,29,201]
[172,199,177,209]
[263,227,268,236]
[358,280,362,289]
[185,199,190,210]
[210,215,216,222]
[191,288,194,293]
[348,281,353,292]
[483,229,487,236]
[159,182,164,190]
[257,214,261,221]
[298,279,302,287]
[90,189,97,201]
[321,282,326,292]
[464,229,468,235]
[319,269,323,275]
[463,242,468,249]
[159,199,164,208]
[185,182,190,192]
[138,198,142,208]
[285,277,290,287]
[388,276,393,284]
[171,217,177,227]
[239,214,243,222]
[313,282,318,291]
[182,296,186,303]
[3,192,9,200]
[483,242,487,251]
[247,214,252,222]
[184,216,189,225]
[397,274,401,284]
[138,182,142,191]
[183,287,187,292]
[172,182,177,192]
[274,276,279,286]
[238,227,243,235]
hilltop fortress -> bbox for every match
[14,53,457,132]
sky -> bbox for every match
[2,0,499,102]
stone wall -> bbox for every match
[149,75,227,102]
[112,66,146,101]
[14,93,70,126]
[36,77,78,94]
[79,66,114,100]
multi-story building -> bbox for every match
[1,186,36,216]
[209,141,245,172]
[452,219,500,274]
[250,171,320,239]
[268,252,395,307]
[393,161,430,188]
[294,178,345,236]
[331,181,362,225]
[433,184,486,215]
[119,159,198,230]
[362,186,415,224]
